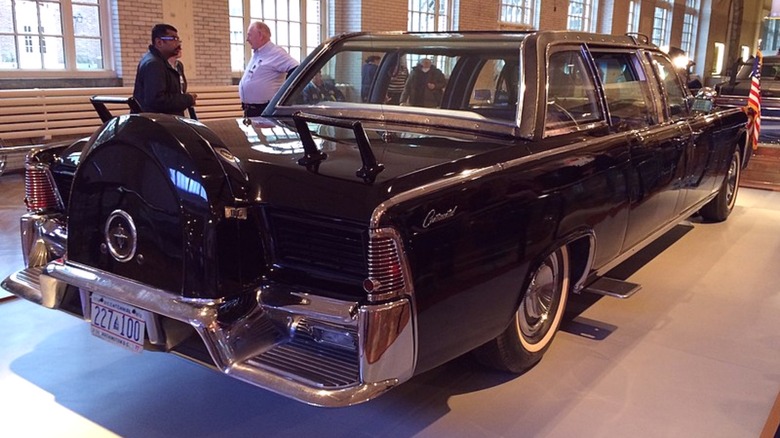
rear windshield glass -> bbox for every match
[279,38,526,122]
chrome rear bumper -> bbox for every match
[3,259,417,407]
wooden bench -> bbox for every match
[0,85,242,145]
[0,85,242,174]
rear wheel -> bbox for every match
[700,149,741,222]
[474,246,570,373]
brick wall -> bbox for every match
[114,0,161,87]
[113,0,230,87]
[539,1,569,31]
[191,0,231,86]
[359,0,405,32]
[458,1,498,30]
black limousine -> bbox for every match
[3,30,748,407]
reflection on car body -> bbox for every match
[3,30,748,407]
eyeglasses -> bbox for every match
[159,36,180,41]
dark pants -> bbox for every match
[242,102,268,117]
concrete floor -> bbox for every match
[1,172,779,437]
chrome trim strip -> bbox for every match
[370,163,504,228]
[370,105,745,228]
[40,260,415,407]
[516,38,527,136]
[570,232,596,294]
[269,104,520,138]
[370,134,601,228]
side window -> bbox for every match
[592,52,654,131]
[469,59,506,107]
[650,54,689,120]
[545,49,604,135]
[468,58,518,121]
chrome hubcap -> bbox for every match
[519,254,559,341]
[726,152,740,208]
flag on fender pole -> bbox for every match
[744,51,762,150]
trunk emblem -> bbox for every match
[104,209,137,262]
[422,206,458,228]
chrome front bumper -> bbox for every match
[4,260,416,407]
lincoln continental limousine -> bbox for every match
[2,30,748,407]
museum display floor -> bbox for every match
[1,171,779,437]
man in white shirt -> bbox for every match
[239,21,299,117]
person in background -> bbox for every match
[361,55,380,102]
[385,58,408,105]
[400,58,446,108]
[133,24,197,115]
[302,71,345,104]
[239,21,299,117]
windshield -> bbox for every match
[279,37,524,122]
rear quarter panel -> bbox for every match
[380,131,632,373]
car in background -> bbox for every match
[3,30,748,407]
[715,54,780,145]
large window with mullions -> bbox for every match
[680,0,699,59]
[0,0,109,71]
[499,0,539,29]
[229,0,324,73]
[652,1,672,49]
[408,0,455,32]
[567,0,597,32]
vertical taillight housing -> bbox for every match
[24,159,63,213]
[364,228,413,303]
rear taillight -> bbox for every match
[364,228,412,302]
[24,161,63,212]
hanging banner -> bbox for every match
[773,0,780,18]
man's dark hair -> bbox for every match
[151,24,177,44]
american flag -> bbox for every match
[745,51,762,150]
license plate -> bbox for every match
[90,294,147,353]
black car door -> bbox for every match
[588,49,686,252]
[646,52,719,214]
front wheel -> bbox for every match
[474,246,570,373]
[700,149,741,222]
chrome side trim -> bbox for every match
[40,260,415,407]
[370,133,607,228]
[370,163,504,228]
[569,232,596,294]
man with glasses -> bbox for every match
[239,21,298,117]
[133,24,197,115]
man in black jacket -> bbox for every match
[133,24,197,115]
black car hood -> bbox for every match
[203,117,524,222]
